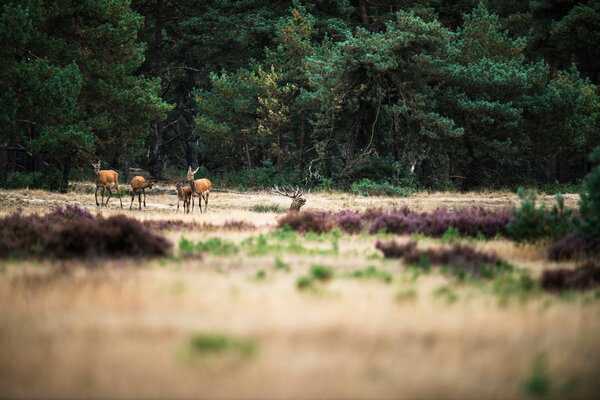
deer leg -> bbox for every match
[101,187,105,207]
[204,192,209,212]
[95,186,100,206]
[177,198,180,213]
[114,182,123,208]
[143,189,147,207]
[130,190,135,210]
[105,188,112,206]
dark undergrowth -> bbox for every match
[375,239,508,279]
[0,205,171,259]
[541,262,600,291]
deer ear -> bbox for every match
[193,167,199,174]
[188,166,191,172]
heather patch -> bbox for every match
[375,239,507,278]
[278,207,511,239]
[277,210,335,234]
[546,234,600,261]
[541,262,600,292]
[0,206,171,259]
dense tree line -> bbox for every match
[1,0,599,191]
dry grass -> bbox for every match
[0,188,597,399]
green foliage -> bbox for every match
[250,204,286,214]
[350,179,413,197]
[522,353,551,397]
[274,257,291,272]
[578,146,600,240]
[179,237,239,256]
[296,263,334,291]
[309,264,333,282]
[348,265,392,283]
[188,333,257,358]
[441,226,461,243]
[506,188,575,242]
[492,271,540,305]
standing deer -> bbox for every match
[273,186,306,212]
[187,166,212,213]
[175,182,192,213]
[92,161,123,208]
[129,176,154,210]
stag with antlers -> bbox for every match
[273,186,306,212]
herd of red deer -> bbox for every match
[91,161,306,213]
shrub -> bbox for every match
[0,206,171,259]
[223,220,256,230]
[3,167,65,191]
[47,215,171,258]
[375,240,417,259]
[188,333,257,357]
[335,210,363,234]
[310,264,334,281]
[369,207,511,238]
[541,262,600,291]
[578,146,600,240]
[349,265,392,283]
[250,204,285,213]
[351,178,413,197]
[376,239,504,278]
[277,211,335,234]
[546,234,600,261]
[506,188,575,242]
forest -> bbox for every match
[1,0,599,191]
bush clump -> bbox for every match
[506,188,575,243]
[541,262,600,291]
[0,205,171,259]
[369,207,511,238]
[546,234,600,261]
[277,211,335,234]
[335,210,363,234]
[376,239,505,278]
[351,178,413,197]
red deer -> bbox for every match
[129,176,154,210]
[273,186,306,212]
[175,182,192,213]
[187,166,212,213]
[92,161,123,208]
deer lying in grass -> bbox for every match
[187,166,212,213]
[273,186,306,212]
[92,161,123,208]
[175,182,192,213]
[129,176,154,210]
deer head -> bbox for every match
[273,186,306,212]
[187,166,199,183]
[91,160,101,177]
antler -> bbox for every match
[273,185,303,199]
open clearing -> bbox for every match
[0,187,598,399]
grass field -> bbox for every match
[0,187,598,399]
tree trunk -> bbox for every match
[277,126,281,175]
[298,110,305,175]
[61,157,71,193]
[546,153,558,183]
[358,0,369,27]
[149,0,165,179]
[243,131,252,169]
[184,112,199,169]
